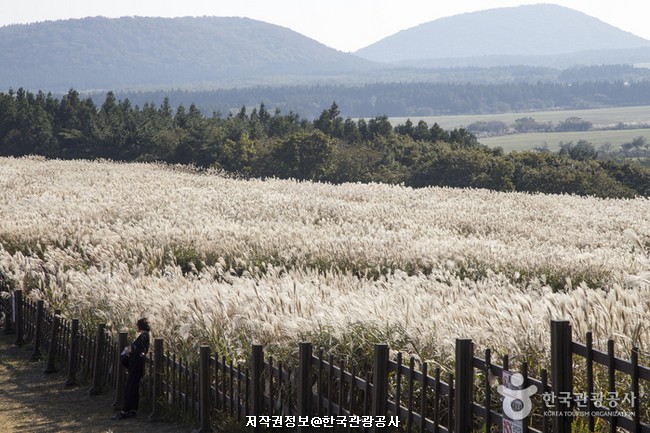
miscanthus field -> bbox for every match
[0,156,649,368]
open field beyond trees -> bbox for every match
[392,105,650,131]
[0,157,649,372]
[392,105,650,153]
[480,128,650,153]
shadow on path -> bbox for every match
[0,332,193,433]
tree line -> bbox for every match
[108,78,650,119]
[1,88,649,198]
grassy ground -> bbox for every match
[390,105,650,152]
[0,331,194,433]
[479,127,650,152]
[390,105,650,130]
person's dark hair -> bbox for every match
[137,318,151,332]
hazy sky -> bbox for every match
[2,0,649,52]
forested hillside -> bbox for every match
[0,16,375,91]
[108,75,650,119]
[2,10,650,92]
[1,88,649,198]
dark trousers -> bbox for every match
[122,369,144,412]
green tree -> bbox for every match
[272,130,335,180]
[314,102,343,138]
[466,120,508,135]
[621,136,647,156]
[429,122,449,142]
[268,108,301,137]
[23,104,57,156]
[558,140,598,161]
[368,115,392,138]
[357,118,370,140]
[556,117,592,132]
[513,117,549,133]
[218,133,257,175]
[342,118,361,142]
[55,90,97,159]
[508,152,635,198]
[0,88,56,157]
[449,128,479,147]
[413,120,432,141]
[417,143,514,190]
[329,141,384,183]
[394,119,414,137]
[599,159,650,196]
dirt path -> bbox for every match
[0,332,194,433]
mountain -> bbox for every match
[355,4,650,65]
[3,9,650,93]
[0,16,377,91]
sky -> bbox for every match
[1,0,649,52]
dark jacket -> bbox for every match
[121,331,150,376]
[120,331,150,413]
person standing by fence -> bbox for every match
[112,318,150,420]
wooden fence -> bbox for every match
[1,288,648,432]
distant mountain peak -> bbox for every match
[0,16,375,91]
[355,4,650,63]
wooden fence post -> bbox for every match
[454,338,474,433]
[13,290,24,346]
[631,346,641,429]
[64,318,80,387]
[550,320,573,433]
[3,290,14,335]
[30,299,44,360]
[88,323,106,395]
[149,338,164,421]
[192,345,212,433]
[251,344,264,433]
[44,309,62,373]
[371,343,390,433]
[111,331,128,407]
[607,339,617,432]
[297,342,313,432]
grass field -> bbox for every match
[391,105,650,152]
[391,105,650,130]
[1,157,649,368]
[479,128,650,152]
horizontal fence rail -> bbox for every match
[2,288,649,432]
